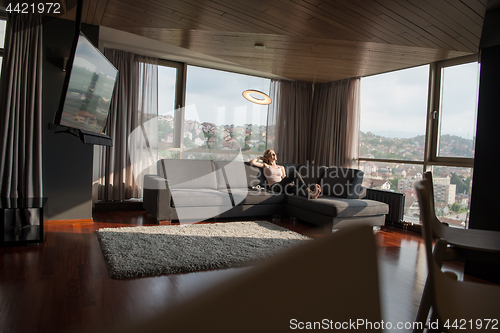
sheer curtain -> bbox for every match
[267,79,313,164]
[309,77,360,168]
[98,49,158,201]
[0,13,43,199]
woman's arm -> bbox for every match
[280,165,286,179]
[249,156,266,168]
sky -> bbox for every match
[0,20,5,48]
[438,62,480,140]
[360,62,480,139]
[158,65,270,127]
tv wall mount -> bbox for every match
[48,123,113,146]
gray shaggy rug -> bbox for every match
[96,221,310,279]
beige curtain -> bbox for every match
[267,79,313,164]
[98,49,158,201]
[0,13,43,198]
[309,77,360,168]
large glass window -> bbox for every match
[158,65,176,143]
[157,60,184,159]
[429,166,473,229]
[0,18,6,72]
[183,65,270,161]
[359,57,479,229]
[436,61,479,159]
[156,64,270,161]
[158,63,177,157]
[360,65,429,161]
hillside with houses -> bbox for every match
[157,115,266,159]
[360,131,475,160]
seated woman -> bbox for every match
[249,149,321,199]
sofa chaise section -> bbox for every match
[287,195,388,228]
[282,165,388,228]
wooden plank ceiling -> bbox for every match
[56,0,486,83]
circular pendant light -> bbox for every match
[242,89,272,105]
[242,43,272,105]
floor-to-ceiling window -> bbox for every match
[359,55,479,228]
[157,59,184,160]
[157,63,270,161]
[120,59,271,199]
[0,16,6,73]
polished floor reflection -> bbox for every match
[0,211,473,333]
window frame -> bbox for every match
[425,54,479,169]
[358,54,480,228]
[359,54,479,171]
[358,63,430,166]
[157,59,186,150]
[0,13,6,69]
[157,61,271,160]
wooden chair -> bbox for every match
[414,178,500,332]
[421,172,500,261]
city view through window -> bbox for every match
[359,62,479,228]
[158,65,270,161]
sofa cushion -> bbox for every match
[214,161,264,189]
[321,167,364,199]
[280,163,301,175]
[158,159,217,189]
[286,195,388,218]
[231,188,287,205]
[170,189,232,207]
[245,162,267,188]
[276,163,325,188]
[295,165,327,187]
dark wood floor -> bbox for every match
[0,211,473,333]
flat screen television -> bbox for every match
[54,32,118,146]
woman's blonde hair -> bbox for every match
[263,149,273,158]
[262,149,274,164]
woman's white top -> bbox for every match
[264,164,283,186]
